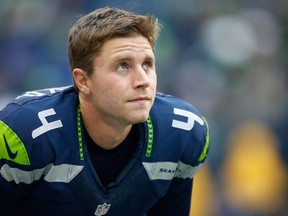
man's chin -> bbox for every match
[129,114,150,124]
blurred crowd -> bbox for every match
[0,0,287,215]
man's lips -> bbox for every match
[128,96,151,102]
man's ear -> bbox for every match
[72,68,91,95]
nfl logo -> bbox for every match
[95,203,111,216]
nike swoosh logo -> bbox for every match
[3,134,18,159]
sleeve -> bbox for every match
[0,182,14,215]
[0,140,31,215]
[147,113,210,216]
[194,117,210,164]
[0,106,34,214]
[0,176,29,215]
[147,179,193,216]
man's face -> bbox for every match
[86,35,157,126]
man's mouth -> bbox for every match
[128,96,150,102]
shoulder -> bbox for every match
[1,86,76,120]
[0,86,78,167]
[153,92,202,117]
[151,93,210,165]
[152,93,205,132]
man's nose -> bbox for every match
[132,66,150,89]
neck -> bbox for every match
[79,98,132,150]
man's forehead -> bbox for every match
[103,36,154,56]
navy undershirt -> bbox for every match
[84,125,138,188]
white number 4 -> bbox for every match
[32,108,63,139]
[172,108,204,131]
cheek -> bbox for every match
[91,78,123,100]
[150,73,157,89]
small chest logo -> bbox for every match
[95,203,111,216]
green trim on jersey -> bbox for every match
[145,117,154,157]
[197,117,210,162]
[0,121,31,165]
[77,106,84,160]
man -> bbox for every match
[0,7,210,216]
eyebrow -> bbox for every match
[112,54,155,64]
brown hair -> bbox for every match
[68,7,161,90]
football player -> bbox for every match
[0,7,210,216]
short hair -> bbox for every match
[68,7,161,90]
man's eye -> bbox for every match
[143,61,152,70]
[117,63,128,71]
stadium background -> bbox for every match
[0,0,287,215]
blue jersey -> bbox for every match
[0,86,209,216]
